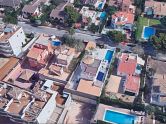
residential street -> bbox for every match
[18,22,102,42]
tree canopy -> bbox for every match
[106,6,117,18]
[62,34,85,52]
[3,8,18,24]
[64,6,81,25]
[160,16,166,27]
[88,23,99,33]
[150,33,166,50]
[107,30,126,42]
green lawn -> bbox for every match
[135,17,161,41]
[149,19,161,26]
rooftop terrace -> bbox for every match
[7,93,31,115]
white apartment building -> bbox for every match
[0,25,26,56]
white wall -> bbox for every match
[72,94,97,105]
[37,94,56,124]
[8,27,26,56]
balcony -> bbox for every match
[0,41,10,45]
[0,48,13,53]
[0,45,11,49]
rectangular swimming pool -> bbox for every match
[96,71,104,81]
[104,110,137,124]
[143,27,156,40]
[104,50,114,63]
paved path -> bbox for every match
[148,19,150,26]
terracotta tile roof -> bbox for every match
[145,1,166,16]
[0,57,19,80]
[27,44,49,64]
[19,69,35,81]
[49,64,63,76]
[67,48,75,56]
[77,79,101,96]
[112,11,134,25]
[118,53,137,75]
[27,47,44,59]
[122,0,132,5]
[85,41,96,50]
[125,75,140,93]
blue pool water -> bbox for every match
[104,110,136,124]
[100,12,106,20]
[98,3,103,9]
[105,50,114,63]
[97,71,104,81]
[143,27,156,39]
[52,40,61,46]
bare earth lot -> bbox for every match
[64,100,96,124]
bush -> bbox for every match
[100,96,145,111]
[100,96,133,110]
[88,23,99,33]
[107,30,126,43]
[62,34,85,52]
[155,115,166,123]
[97,120,110,124]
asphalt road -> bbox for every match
[18,22,102,42]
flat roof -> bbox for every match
[0,27,20,42]
[7,93,31,115]
[27,47,44,60]
[106,75,122,94]
[35,34,50,46]
[76,79,101,97]
[39,68,70,81]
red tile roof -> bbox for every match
[118,54,137,75]
[0,57,19,80]
[27,44,49,65]
[125,75,140,93]
[112,11,134,25]
[145,1,166,16]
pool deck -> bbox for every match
[93,104,144,124]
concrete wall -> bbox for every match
[37,94,56,124]
[57,107,68,124]
[64,88,97,105]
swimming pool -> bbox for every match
[100,12,106,20]
[143,27,156,40]
[52,40,61,46]
[104,110,137,124]
[104,50,114,63]
[97,71,104,81]
[98,3,103,9]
